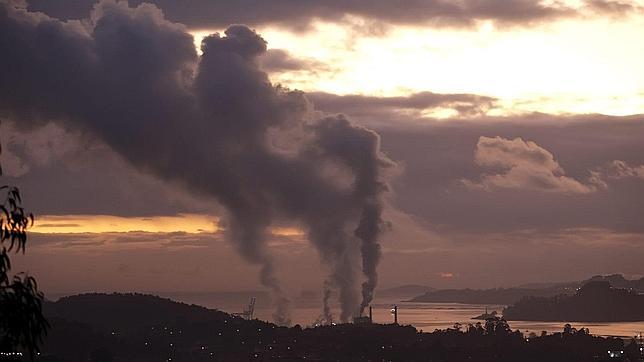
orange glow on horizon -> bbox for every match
[32,214,305,237]
[32,214,220,234]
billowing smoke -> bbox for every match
[0,0,394,323]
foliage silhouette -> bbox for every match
[0,141,48,358]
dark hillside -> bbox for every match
[503,281,644,322]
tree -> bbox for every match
[0,143,48,358]
[563,323,576,335]
[466,322,484,336]
[484,316,511,336]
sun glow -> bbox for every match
[32,214,305,237]
[32,214,220,234]
[192,13,644,116]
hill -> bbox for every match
[45,293,233,330]
[41,293,275,361]
[408,287,571,305]
[378,284,434,298]
[586,274,644,292]
[408,274,644,305]
[503,281,644,322]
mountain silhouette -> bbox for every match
[503,281,644,322]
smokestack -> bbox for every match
[369,306,373,323]
[390,305,398,325]
[394,305,398,324]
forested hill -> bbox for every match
[503,281,644,322]
[586,274,644,292]
[408,274,644,305]
[45,293,235,330]
[408,287,569,305]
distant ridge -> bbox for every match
[586,274,644,292]
[407,274,644,305]
[503,281,644,322]
[408,287,569,305]
[378,284,434,298]
[44,292,234,330]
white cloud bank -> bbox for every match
[463,136,597,194]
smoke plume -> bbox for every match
[313,280,333,326]
[0,0,394,323]
[322,281,333,325]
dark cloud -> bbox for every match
[309,92,497,122]
[0,123,218,217]
[260,49,330,74]
[585,0,640,14]
[25,0,631,30]
[0,1,394,323]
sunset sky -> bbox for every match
[2,0,644,299]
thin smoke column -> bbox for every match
[313,280,333,326]
[321,280,333,324]
[322,282,333,324]
[0,0,395,323]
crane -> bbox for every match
[233,297,256,320]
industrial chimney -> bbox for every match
[390,305,398,324]
[353,306,372,324]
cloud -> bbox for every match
[10,112,644,292]
[260,49,330,74]
[0,143,29,177]
[29,231,218,251]
[605,160,644,180]
[582,160,644,189]
[7,99,644,236]
[585,0,641,15]
[0,122,79,177]
[31,214,220,234]
[309,91,497,123]
[437,272,455,278]
[5,117,643,298]
[463,136,597,194]
[25,0,633,30]
[375,114,644,234]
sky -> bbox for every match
[2,0,644,311]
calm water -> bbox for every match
[158,292,644,339]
